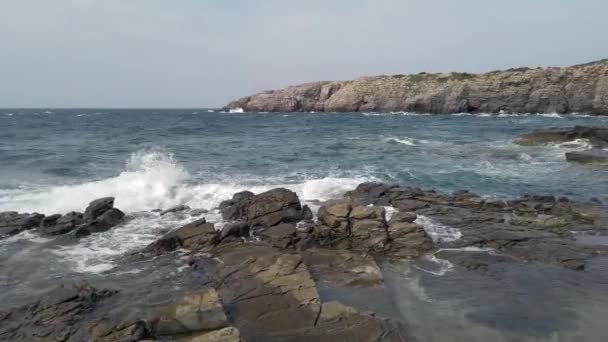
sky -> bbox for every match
[0,0,607,108]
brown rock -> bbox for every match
[151,288,228,336]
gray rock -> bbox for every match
[74,208,125,238]
[565,149,608,165]
[220,221,250,240]
[84,197,116,221]
[144,218,219,254]
[219,191,254,221]
[160,204,190,216]
[0,282,116,341]
[220,188,303,227]
[516,126,608,147]
[151,288,228,336]
[0,211,44,238]
[39,211,84,236]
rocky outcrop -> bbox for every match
[219,188,307,227]
[515,126,608,166]
[39,212,84,236]
[0,211,44,238]
[0,282,119,341]
[316,200,433,257]
[205,243,407,341]
[151,288,228,336]
[340,182,608,270]
[565,149,608,165]
[144,218,219,255]
[225,59,608,114]
[0,197,125,240]
[515,126,608,147]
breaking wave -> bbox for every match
[0,151,373,215]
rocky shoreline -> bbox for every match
[2,179,608,341]
[224,59,608,114]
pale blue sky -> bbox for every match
[0,0,606,107]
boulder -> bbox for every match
[145,218,219,254]
[344,182,396,205]
[259,223,298,249]
[84,197,116,221]
[220,188,304,227]
[301,204,314,221]
[151,288,228,336]
[219,191,254,221]
[74,208,125,238]
[565,149,608,165]
[390,211,418,224]
[317,200,351,230]
[349,205,389,252]
[0,211,44,238]
[219,221,250,240]
[39,211,84,236]
[245,188,303,226]
[160,204,190,216]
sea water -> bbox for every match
[1,109,608,341]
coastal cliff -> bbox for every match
[225,59,608,114]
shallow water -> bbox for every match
[1,109,608,340]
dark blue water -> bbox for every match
[2,109,608,341]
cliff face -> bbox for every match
[225,60,608,114]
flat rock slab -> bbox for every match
[566,149,608,165]
[206,242,408,341]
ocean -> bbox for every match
[1,109,608,341]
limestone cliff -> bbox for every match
[225,59,608,114]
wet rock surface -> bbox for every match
[515,126,608,147]
[0,282,117,341]
[0,211,44,238]
[220,188,305,227]
[0,197,125,241]
[3,184,608,341]
[566,149,608,165]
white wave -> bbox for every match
[0,150,192,214]
[52,212,194,274]
[518,153,533,161]
[4,113,14,117]
[537,113,563,118]
[498,113,528,117]
[0,230,51,246]
[384,206,398,221]
[414,215,462,243]
[553,138,593,151]
[452,113,472,116]
[207,109,214,113]
[476,113,492,117]
[228,107,244,113]
[415,254,454,276]
[384,136,417,146]
[415,247,494,276]
[394,112,432,116]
